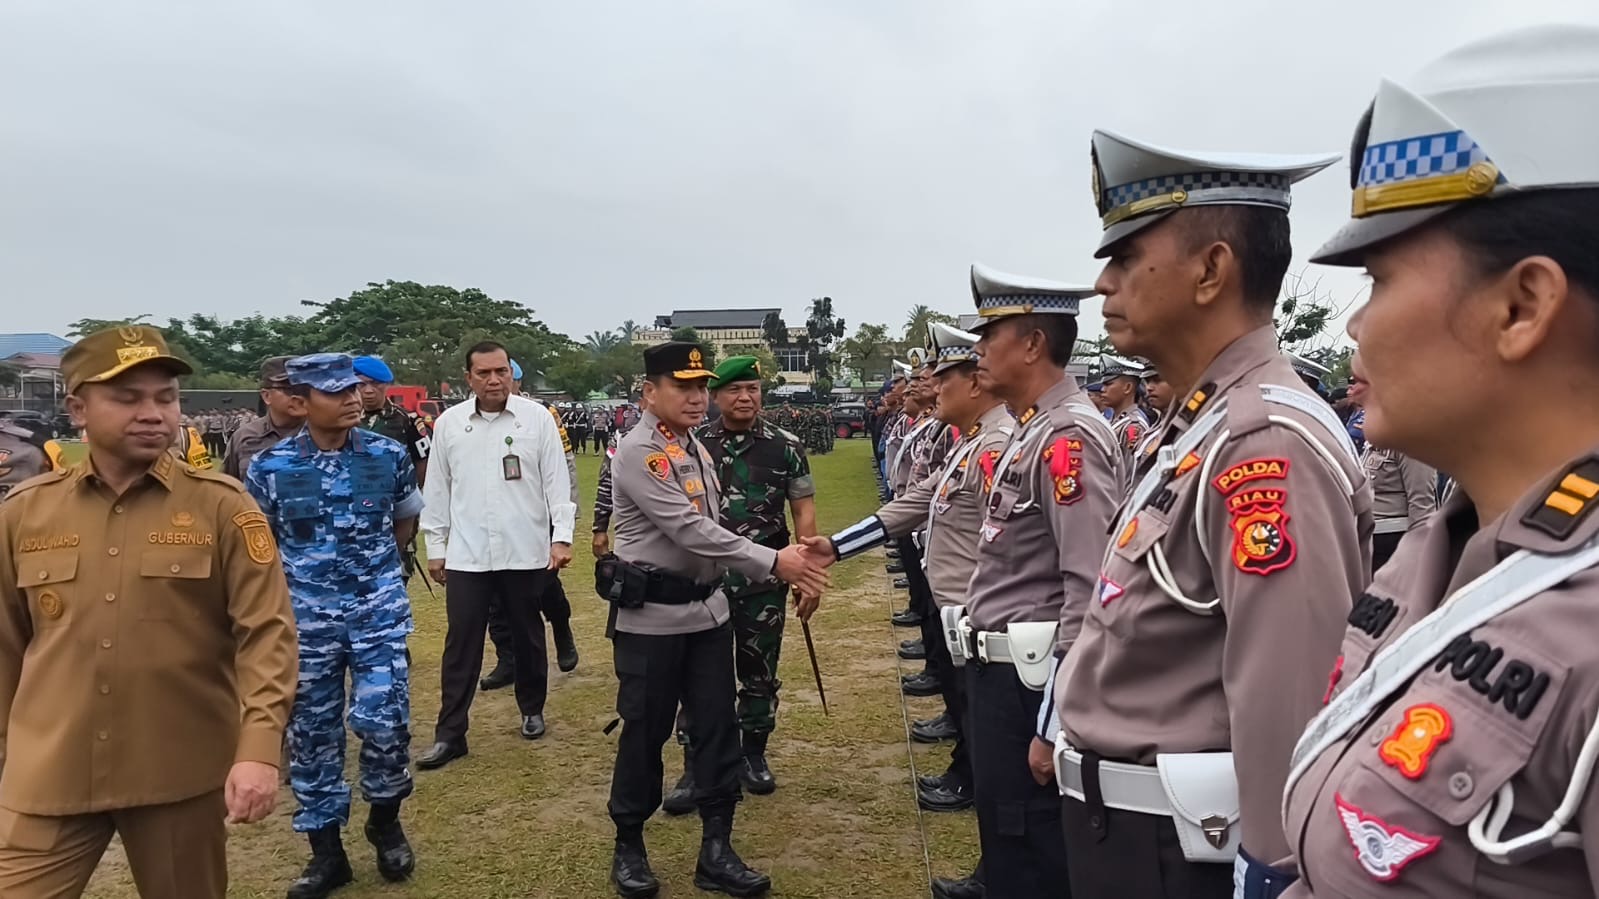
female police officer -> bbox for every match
[1278,24,1599,898]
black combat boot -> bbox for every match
[738,732,776,796]
[479,658,514,691]
[662,742,696,816]
[552,619,580,672]
[694,810,771,896]
[610,827,660,898]
[364,802,415,882]
[286,824,353,899]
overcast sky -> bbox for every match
[5,1,1596,347]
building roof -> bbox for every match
[654,309,782,330]
[0,333,71,358]
[2,353,62,370]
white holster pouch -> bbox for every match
[1054,734,1240,864]
[942,606,969,669]
[966,621,1056,689]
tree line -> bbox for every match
[61,274,1350,398]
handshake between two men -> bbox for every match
[769,536,845,622]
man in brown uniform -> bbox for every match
[1282,25,1599,895]
[1045,131,1372,898]
[603,342,828,898]
[948,263,1123,898]
[221,355,304,480]
[0,325,298,898]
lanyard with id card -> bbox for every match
[502,435,522,480]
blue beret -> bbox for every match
[352,355,394,384]
[510,358,524,381]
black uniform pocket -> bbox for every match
[613,646,649,721]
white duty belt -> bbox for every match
[1373,516,1411,535]
[949,617,1057,690]
[1053,735,1240,864]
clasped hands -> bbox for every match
[773,536,842,622]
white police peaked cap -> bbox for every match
[891,360,912,381]
[1313,24,1599,266]
[1090,130,1340,256]
[906,346,930,371]
[1287,352,1331,381]
[969,262,1097,332]
[929,322,981,374]
[1099,354,1146,379]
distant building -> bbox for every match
[637,309,813,385]
[0,334,69,412]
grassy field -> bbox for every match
[84,438,980,898]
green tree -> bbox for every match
[545,347,607,399]
[1276,271,1350,349]
[587,331,622,355]
[184,371,257,389]
[799,297,846,393]
[762,312,790,348]
[301,281,544,356]
[840,323,899,383]
[903,304,956,349]
[66,314,153,338]
[617,320,640,344]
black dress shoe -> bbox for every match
[695,814,771,896]
[918,780,974,813]
[479,660,514,691]
[885,549,901,560]
[901,673,941,697]
[287,825,353,899]
[917,772,946,791]
[893,576,910,590]
[931,873,985,899]
[553,623,580,673]
[611,837,660,898]
[415,741,468,770]
[521,714,546,740]
[891,609,924,628]
[912,712,959,743]
[364,803,415,882]
[897,639,926,661]
[886,561,905,574]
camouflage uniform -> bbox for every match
[361,401,433,469]
[245,427,424,832]
[698,417,814,736]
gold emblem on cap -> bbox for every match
[118,326,145,346]
[1464,161,1498,196]
[688,348,704,369]
[38,590,63,620]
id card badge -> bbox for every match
[502,436,522,480]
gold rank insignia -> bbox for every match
[688,348,704,369]
[38,590,63,620]
[664,444,688,461]
[233,510,277,564]
[115,326,160,365]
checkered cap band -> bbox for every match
[1102,171,1291,213]
[1359,130,1501,188]
[937,345,977,361]
[977,294,1080,315]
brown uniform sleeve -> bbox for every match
[1203,427,1366,864]
[1043,424,1122,655]
[0,500,32,773]
[218,489,298,767]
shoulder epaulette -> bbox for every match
[1524,458,1599,540]
[5,467,71,500]
[185,465,249,492]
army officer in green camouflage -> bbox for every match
[697,356,816,797]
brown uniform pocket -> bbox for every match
[137,550,214,620]
[16,549,78,629]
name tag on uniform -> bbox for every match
[502,436,521,480]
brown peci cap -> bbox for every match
[62,325,193,394]
[259,355,293,388]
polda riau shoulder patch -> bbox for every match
[645,452,671,481]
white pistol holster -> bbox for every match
[1004,621,1058,691]
[942,606,969,668]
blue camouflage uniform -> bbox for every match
[245,353,426,833]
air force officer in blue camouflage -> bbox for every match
[245,353,424,899]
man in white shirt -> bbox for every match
[416,341,576,769]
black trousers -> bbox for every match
[1062,783,1232,899]
[608,623,742,832]
[1372,529,1404,572]
[488,573,571,664]
[899,537,939,682]
[928,608,971,787]
[593,430,610,453]
[434,568,552,744]
[966,662,1070,899]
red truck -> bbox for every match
[385,386,445,427]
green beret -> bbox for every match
[709,355,761,390]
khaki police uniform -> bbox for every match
[1052,130,1371,899]
[0,425,56,502]
[1281,26,1599,896]
[0,326,298,899]
[1365,444,1436,569]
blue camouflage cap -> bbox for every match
[352,355,395,383]
[287,353,362,393]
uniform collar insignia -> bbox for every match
[656,421,678,442]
